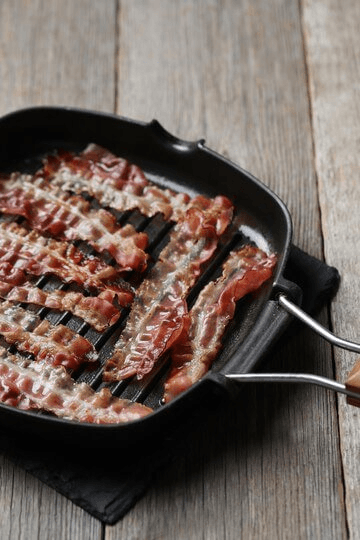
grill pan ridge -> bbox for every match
[0,107,298,446]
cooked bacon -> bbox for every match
[0,348,152,423]
[42,144,190,221]
[185,195,235,236]
[0,300,96,369]
[0,173,148,271]
[0,282,121,332]
[103,195,234,382]
[163,246,277,402]
[42,144,149,194]
[0,222,133,305]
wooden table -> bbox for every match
[0,1,359,538]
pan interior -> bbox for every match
[0,107,292,431]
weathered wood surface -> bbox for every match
[303,0,360,537]
[0,0,114,538]
[0,0,358,538]
[0,0,116,115]
[113,2,346,539]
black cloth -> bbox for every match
[0,246,340,524]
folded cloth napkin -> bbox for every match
[0,246,340,524]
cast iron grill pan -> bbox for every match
[0,107,299,447]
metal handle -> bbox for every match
[278,294,360,353]
[226,294,360,407]
[279,294,360,406]
[225,372,360,403]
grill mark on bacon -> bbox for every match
[0,173,149,271]
[0,282,121,332]
[0,348,152,423]
[103,195,234,382]
[42,144,191,221]
[0,300,97,369]
[163,246,277,402]
[0,221,134,305]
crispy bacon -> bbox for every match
[103,195,234,382]
[0,348,152,423]
[0,282,121,332]
[42,144,191,221]
[163,246,277,402]
[42,144,149,193]
[0,221,133,305]
[0,173,148,271]
[0,300,96,369]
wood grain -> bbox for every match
[0,454,102,539]
[118,0,320,256]
[0,0,116,115]
[303,0,360,537]
[113,1,346,538]
[0,0,356,538]
[0,0,117,538]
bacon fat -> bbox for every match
[42,144,191,221]
[103,195,234,382]
[0,282,121,332]
[0,221,133,306]
[0,300,97,369]
[0,173,148,271]
[0,348,152,423]
[163,246,277,402]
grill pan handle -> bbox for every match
[278,294,360,353]
[226,294,360,407]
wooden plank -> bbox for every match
[0,0,116,115]
[303,0,360,537]
[113,1,346,537]
[0,454,101,540]
[117,0,321,256]
[0,0,117,537]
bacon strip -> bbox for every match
[103,195,234,382]
[0,300,96,369]
[42,144,191,221]
[0,348,152,423]
[0,173,148,271]
[0,282,121,332]
[0,221,133,306]
[163,246,277,402]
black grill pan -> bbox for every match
[0,106,303,447]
